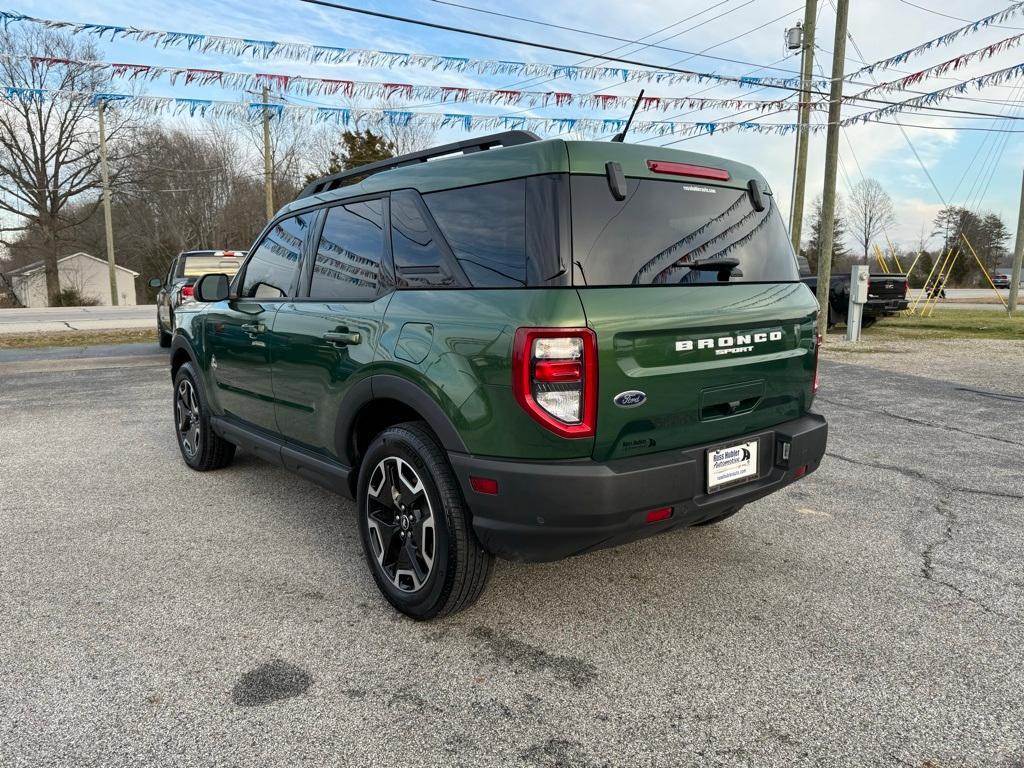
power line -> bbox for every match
[293,0,1024,123]
[396,0,757,112]
[428,0,802,75]
[449,3,802,128]
[895,0,1024,31]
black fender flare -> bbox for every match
[169,334,199,379]
[372,375,468,454]
[334,374,469,467]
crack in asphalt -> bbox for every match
[920,501,955,583]
[826,452,1024,501]
[817,396,1024,448]
[825,451,931,484]
[955,387,1024,404]
[826,452,1017,620]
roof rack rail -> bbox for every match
[297,130,542,199]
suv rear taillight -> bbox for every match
[180,284,194,299]
[812,333,821,397]
[513,327,597,438]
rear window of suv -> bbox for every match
[177,253,243,279]
[570,176,799,286]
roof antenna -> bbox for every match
[611,89,645,143]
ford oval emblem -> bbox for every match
[614,390,647,408]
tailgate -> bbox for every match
[578,284,818,461]
[869,274,907,301]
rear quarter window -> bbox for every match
[422,179,527,287]
[570,176,799,286]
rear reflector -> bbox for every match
[645,507,674,524]
[533,359,582,383]
[793,465,809,479]
[469,476,499,495]
[646,160,730,181]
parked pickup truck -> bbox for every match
[798,257,908,328]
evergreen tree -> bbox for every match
[305,129,396,184]
[801,195,850,273]
[931,206,1009,285]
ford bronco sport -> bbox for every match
[167,131,828,619]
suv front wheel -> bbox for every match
[172,362,236,471]
[356,422,493,620]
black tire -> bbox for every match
[157,310,171,347]
[172,362,235,471]
[356,421,493,620]
[861,315,877,329]
[826,305,840,330]
[693,505,743,527]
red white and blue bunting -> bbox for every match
[0,86,807,138]
[854,31,1024,97]
[847,2,1024,79]
[843,61,1024,125]
[24,55,808,113]
[0,11,821,90]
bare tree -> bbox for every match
[0,26,124,304]
[848,178,896,262]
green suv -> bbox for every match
[168,131,827,619]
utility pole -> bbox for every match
[789,0,817,253]
[1010,169,1024,313]
[262,86,274,222]
[97,99,119,307]
[815,0,849,340]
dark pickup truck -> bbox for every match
[797,257,908,328]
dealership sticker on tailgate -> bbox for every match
[707,441,758,492]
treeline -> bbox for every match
[801,184,1011,286]
[0,25,429,305]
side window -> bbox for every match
[241,214,310,299]
[422,179,526,287]
[309,199,386,301]
[391,189,462,288]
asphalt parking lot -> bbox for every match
[1,348,1022,767]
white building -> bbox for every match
[7,252,139,307]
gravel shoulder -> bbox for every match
[823,337,1024,393]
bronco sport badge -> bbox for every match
[675,330,783,357]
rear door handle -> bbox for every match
[241,321,265,334]
[323,330,361,347]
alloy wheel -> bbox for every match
[175,379,201,458]
[365,456,436,593]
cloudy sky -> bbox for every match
[15,0,1024,251]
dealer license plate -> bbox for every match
[707,441,758,492]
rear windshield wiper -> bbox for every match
[685,258,742,281]
[687,258,740,271]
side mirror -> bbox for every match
[193,273,230,302]
[148,277,162,289]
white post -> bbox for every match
[847,264,868,342]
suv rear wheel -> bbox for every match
[172,362,235,471]
[356,422,493,620]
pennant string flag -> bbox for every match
[852,31,1024,98]
[0,10,823,90]
[18,55,809,113]
[0,85,810,139]
[846,2,1024,79]
[843,61,1024,126]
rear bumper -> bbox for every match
[865,297,909,316]
[449,413,827,562]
